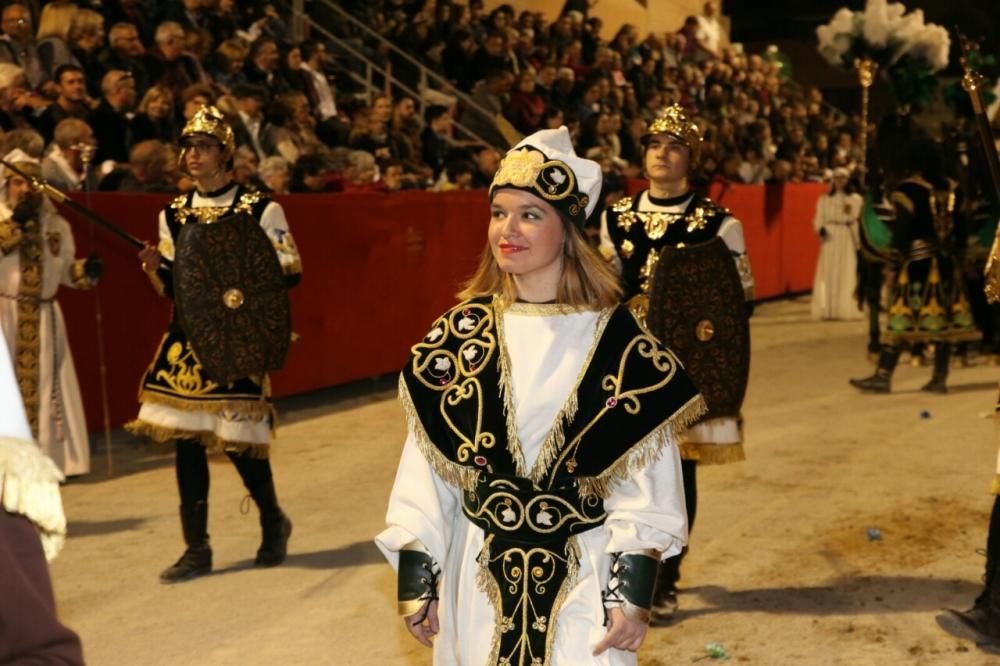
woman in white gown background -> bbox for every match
[811,167,863,321]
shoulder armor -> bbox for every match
[611,196,634,213]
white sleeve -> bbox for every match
[719,216,755,301]
[598,209,623,273]
[375,430,460,571]
[603,437,688,560]
[157,210,174,261]
[260,201,302,276]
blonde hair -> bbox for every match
[36,1,78,41]
[67,9,104,46]
[138,85,173,115]
[459,216,622,310]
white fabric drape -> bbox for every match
[811,192,863,321]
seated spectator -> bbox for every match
[389,96,423,172]
[0,63,47,130]
[231,145,262,188]
[67,9,105,98]
[299,39,337,123]
[145,21,203,101]
[421,105,453,179]
[738,145,771,184]
[264,91,321,163]
[244,36,289,99]
[342,150,381,192]
[180,84,216,122]
[0,3,44,90]
[0,127,43,158]
[42,118,95,191]
[506,68,544,134]
[36,2,78,84]
[34,65,91,143]
[211,39,249,92]
[290,153,329,192]
[470,145,500,189]
[99,139,176,192]
[99,22,149,98]
[434,158,475,191]
[88,70,136,164]
[442,30,477,91]
[541,106,565,131]
[458,69,512,149]
[471,31,512,80]
[230,83,269,160]
[131,85,178,144]
[258,154,290,194]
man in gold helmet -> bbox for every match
[599,103,755,622]
[130,106,303,583]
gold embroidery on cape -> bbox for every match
[155,341,221,395]
[0,218,22,253]
[620,238,634,259]
[171,189,265,225]
[15,218,42,435]
[638,249,660,294]
[463,478,605,535]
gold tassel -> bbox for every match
[398,377,478,491]
[137,390,275,422]
[542,536,581,665]
[494,309,528,476]
[124,420,271,459]
[679,441,746,465]
[475,535,504,666]
[577,394,707,499]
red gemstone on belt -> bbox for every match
[607,397,618,408]
[474,456,487,466]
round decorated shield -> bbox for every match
[646,236,750,419]
[173,213,291,385]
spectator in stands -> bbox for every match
[471,31,512,79]
[42,118,95,191]
[0,127,43,158]
[299,40,336,122]
[88,70,136,164]
[180,84,216,122]
[379,158,408,192]
[506,68,544,134]
[67,10,105,97]
[230,83,269,160]
[210,39,249,91]
[258,155,290,194]
[0,3,44,90]
[695,1,723,59]
[100,139,176,192]
[99,23,149,98]
[231,144,261,188]
[145,21,202,101]
[470,145,500,189]
[244,36,289,99]
[290,153,329,193]
[541,106,564,131]
[166,0,206,34]
[443,30,477,91]
[738,145,771,184]
[342,150,380,192]
[35,65,91,143]
[0,63,46,130]
[131,85,178,144]
[265,91,321,164]
[420,105,452,179]
[459,69,511,149]
[36,2,78,84]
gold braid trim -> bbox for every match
[398,376,479,492]
[494,303,529,477]
[15,220,42,436]
[527,308,613,485]
[124,420,270,459]
[543,536,581,666]
[577,394,707,499]
[678,441,746,465]
[137,389,276,421]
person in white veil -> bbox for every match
[811,167,863,320]
[0,148,101,476]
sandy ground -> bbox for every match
[51,298,1000,665]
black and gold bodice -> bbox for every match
[399,296,704,666]
[606,191,729,300]
[890,177,963,263]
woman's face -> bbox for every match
[287,48,302,70]
[488,189,565,286]
[147,92,170,119]
[545,110,563,129]
[184,95,210,120]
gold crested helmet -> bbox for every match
[642,104,702,163]
[180,105,236,159]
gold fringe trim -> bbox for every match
[124,420,270,459]
[0,435,66,560]
[138,390,275,422]
[543,536,581,666]
[528,308,613,485]
[476,534,504,666]
[398,376,479,491]
[678,441,746,465]
[577,394,707,499]
[494,301,529,477]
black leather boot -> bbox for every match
[649,550,684,625]
[921,344,950,393]
[160,501,212,583]
[248,480,292,567]
[850,347,900,394]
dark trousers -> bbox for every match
[175,438,274,506]
[980,495,1000,608]
[658,459,698,591]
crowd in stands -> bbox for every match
[0,0,865,208]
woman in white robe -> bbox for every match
[376,128,700,665]
[811,167,863,321]
[0,150,99,477]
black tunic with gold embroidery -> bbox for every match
[400,296,704,666]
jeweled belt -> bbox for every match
[462,474,606,666]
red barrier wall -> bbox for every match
[52,185,823,433]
